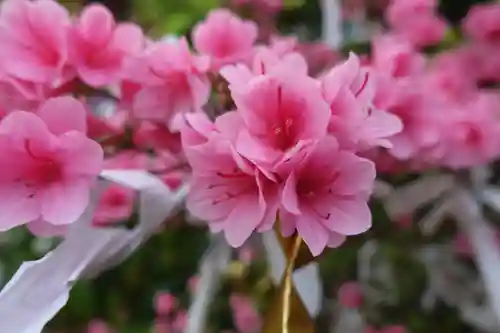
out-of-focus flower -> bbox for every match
[192,9,258,71]
[68,4,144,87]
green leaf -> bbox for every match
[283,0,306,9]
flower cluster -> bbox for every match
[363,0,500,171]
[0,0,500,260]
[183,47,402,255]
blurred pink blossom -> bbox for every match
[338,281,364,308]
[68,4,144,87]
[192,9,258,71]
[0,0,74,85]
[463,3,500,44]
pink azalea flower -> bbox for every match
[265,35,339,76]
[92,184,134,226]
[68,4,144,87]
[0,77,47,114]
[221,47,309,92]
[0,96,103,231]
[0,0,73,85]
[186,137,279,247]
[428,93,500,168]
[423,48,478,104]
[229,294,262,333]
[279,137,375,256]
[122,38,210,129]
[400,15,448,47]
[154,292,177,315]
[133,121,183,154]
[180,112,217,150]
[386,0,447,47]
[463,3,500,44]
[192,9,258,71]
[221,67,330,171]
[386,0,438,28]
[378,79,443,160]
[468,42,500,83]
[338,281,364,309]
[371,35,426,79]
[320,53,402,151]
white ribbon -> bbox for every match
[321,0,343,48]
[451,189,500,328]
[262,232,322,317]
[184,235,230,333]
[383,174,455,219]
[0,170,188,333]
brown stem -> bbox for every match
[281,233,303,333]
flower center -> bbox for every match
[23,140,63,189]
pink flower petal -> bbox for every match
[37,96,87,135]
[41,179,91,225]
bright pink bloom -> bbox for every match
[221,67,330,171]
[229,294,262,333]
[92,184,134,226]
[338,281,363,308]
[68,4,144,87]
[266,35,339,76]
[154,292,177,315]
[428,93,500,168]
[122,38,210,129]
[0,77,47,114]
[386,0,438,27]
[463,3,500,44]
[396,16,447,47]
[386,0,447,47]
[320,53,402,151]
[468,42,500,83]
[192,9,258,70]
[378,79,443,160]
[180,112,217,150]
[0,97,103,231]
[424,48,478,104]
[279,137,375,256]
[133,121,183,154]
[221,47,309,92]
[371,35,426,79]
[186,137,279,247]
[0,0,73,84]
